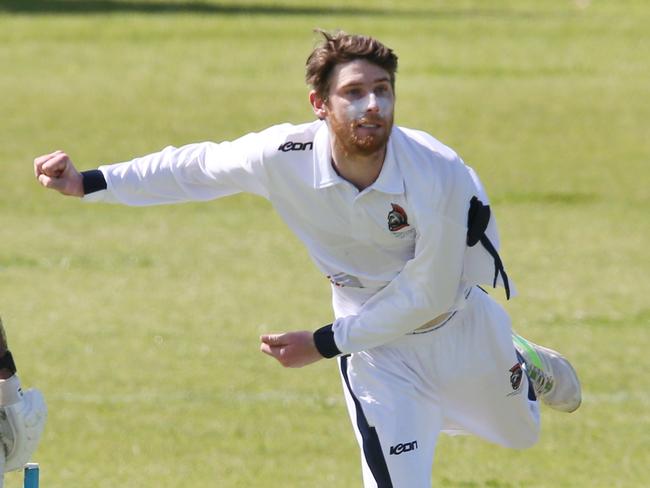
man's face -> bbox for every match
[313,59,395,158]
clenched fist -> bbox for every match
[34,150,84,197]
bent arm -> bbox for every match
[314,216,467,356]
[312,163,511,357]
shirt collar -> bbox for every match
[312,122,405,195]
[370,133,404,195]
[313,122,342,189]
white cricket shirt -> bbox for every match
[84,120,512,355]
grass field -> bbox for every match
[1,0,649,486]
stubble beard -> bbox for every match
[329,111,393,158]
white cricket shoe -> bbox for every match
[512,334,582,413]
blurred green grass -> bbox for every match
[1,0,649,486]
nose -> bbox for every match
[366,93,380,113]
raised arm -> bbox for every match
[33,129,276,204]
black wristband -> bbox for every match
[81,169,107,195]
[0,350,17,374]
[313,324,341,359]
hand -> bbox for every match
[260,330,324,368]
[34,150,84,197]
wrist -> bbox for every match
[313,324,341,358]
[81,169,107,195]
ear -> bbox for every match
[309,90,328,120]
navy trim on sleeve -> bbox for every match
[313,324,341,358]
[81,169,107,195]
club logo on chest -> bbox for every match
[387,203,409,232]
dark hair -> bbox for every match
[305,29,398,99]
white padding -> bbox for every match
[0,376,22,408]
[1,388,47,473]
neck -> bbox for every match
[330,143,386,191]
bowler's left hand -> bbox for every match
[260,331,324,368]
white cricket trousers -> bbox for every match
[338,287,540,488]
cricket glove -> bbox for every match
[0,375,47,472]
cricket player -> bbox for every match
[0,317,47,488]
[34,31,581,487]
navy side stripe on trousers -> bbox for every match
[340,355,393,488]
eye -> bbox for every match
[374,85,391,97]
[345,87,364,98]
